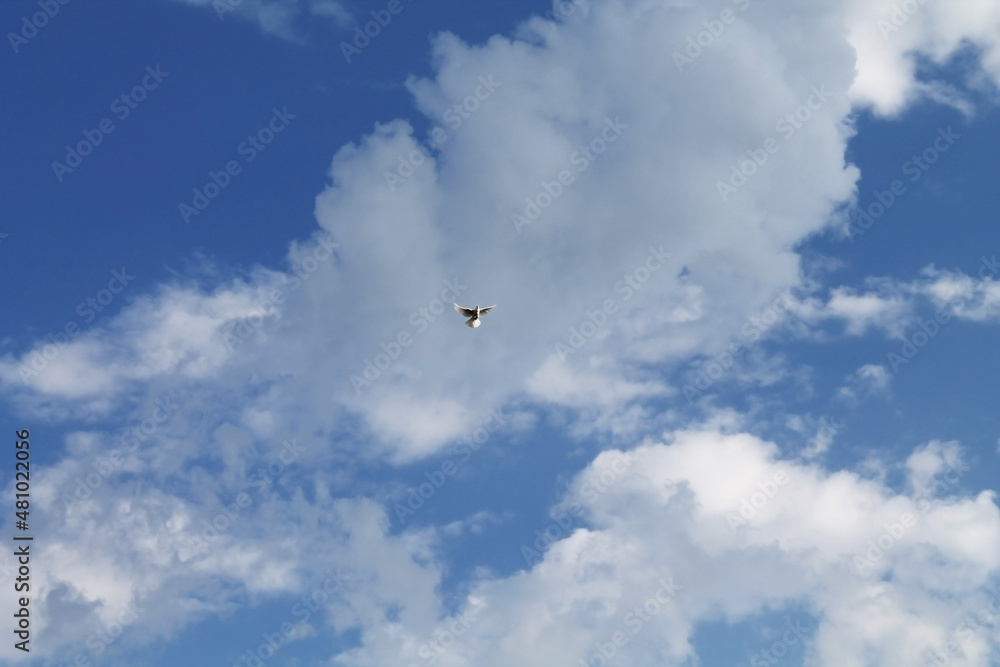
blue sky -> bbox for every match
[2,0,1000,665]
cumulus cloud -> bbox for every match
[327,427,1000,667]
[13,0,999,461]
[4,0,867,460]
[12,421,997,665]
[4,0,1000,664]
[845,0,1000,115]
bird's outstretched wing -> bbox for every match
[454,304,477,317]
[479,305,496,315]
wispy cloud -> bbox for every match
[172,0,352,41]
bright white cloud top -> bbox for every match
[1,0,999,664]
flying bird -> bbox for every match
[454,303,495,328]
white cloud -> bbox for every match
[905,439,967,498]
[794,415,842,459]
[3,0,866,460]
[917,264,1000,322]
[845,0,1000,115]
[785,282,913,339]
[0,275,283,417]
[837,363,891,404]
[784,263,1000,343]
[825,289,912,336]
[11,412,998,665]
[5,0,1000,664]
[325,427,1000,666]
[527,354,668,410]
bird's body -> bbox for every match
[454,303,495,328]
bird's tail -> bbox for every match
[467,318,480,328]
